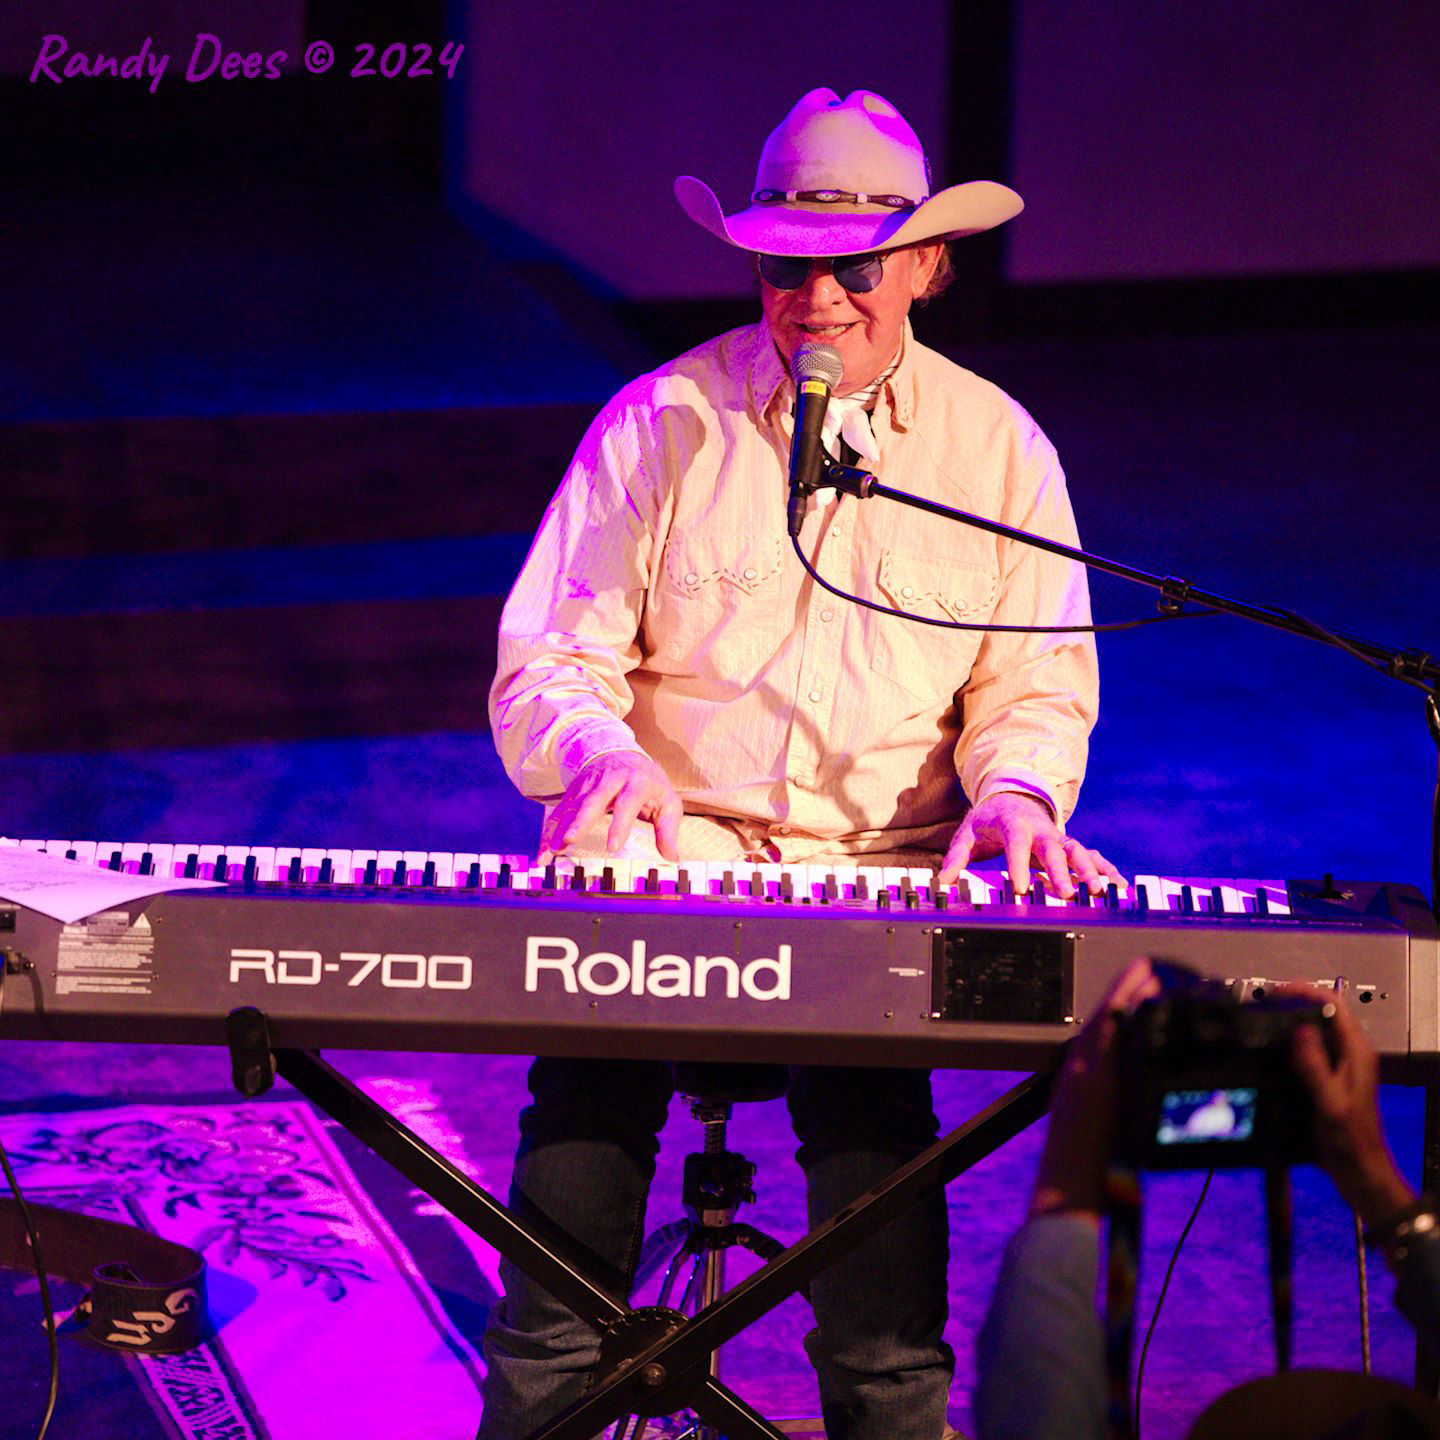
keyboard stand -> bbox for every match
[226,1005,1055,1440]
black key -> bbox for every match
[1211,885,1225,915]
[572,865,587,892]
[139,851,154,876]
[394,862,408,887]
[677,867,692,895]
[1001,876,1016,904]
[65,848,77,861]
[1254,887,1270,916]
[244,855,258,888]
[601,865,616,893]
[109,849,124,871]
[1105,882,1120,910]
[423,860,437,887]
[1180,884,1196,915]
[287,857,302,885]
[542,861,558,890]
[780,873,794,902]
[823,874,839,903]
[183,852,198,879]
[467,861,482,888]
[319,858,334,884]
[721,869,735,897]
[855,874,870,901]
[214,854,228,882]
[364,857,379,885]
[647,867,660,894]
[498,862,513,890]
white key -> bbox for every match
[345,848,376,883]
[116,841,147,874]
[197,844,226,880]
[96,840,126,871]
[62,840,97,866]
[450,851,480,887]
[375,849,403,884]
[213,840,247,875]
[856,865,884,901]
[907,866,936,901]
[402,849,429,884]
[167,843,200,877]
[274,846,305,883]
[777,864,810,899]
[882,866,908,899]
[955,869,995,905]
[321,848,352,883]
[1257,880,1291,916]
[244,845,276,881]
[1217,884,1246,915]
[694,860,735,896]
[427,851,456,887]
[1133,875,1168,911]
[19,838,48,852]
[144,842,174,878]
[293,847,323,882]
[41,839,73,857]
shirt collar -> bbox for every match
[746,319,918,431]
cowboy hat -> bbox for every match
[675,87,1023,258]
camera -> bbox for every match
[1115,963,1337,1170]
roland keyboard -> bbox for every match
[1,838,1436,1072]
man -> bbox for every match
[480,88,1119,1440]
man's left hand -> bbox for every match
[938,791,1123,898]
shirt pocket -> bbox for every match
[654,531,787,670]
[866,547,997,704]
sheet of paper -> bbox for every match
[0,841,223,924]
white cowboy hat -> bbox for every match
[675,87,1023,258]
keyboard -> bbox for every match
[1,838,1435,1071]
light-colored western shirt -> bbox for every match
[489,320,1097,863]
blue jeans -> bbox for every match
[477,1059,953,1440]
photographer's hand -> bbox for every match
[1289,986,1415,1228]
[1031,957,1161,1224]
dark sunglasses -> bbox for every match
[756,251,886,294]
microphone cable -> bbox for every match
[788,530,1220,635]
[0,1134,60,1440]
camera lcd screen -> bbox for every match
[1155,1087,1258,1146]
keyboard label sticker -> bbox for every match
[57,909,155,996]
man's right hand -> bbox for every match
[539,751,683,861]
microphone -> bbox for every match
[787,343,844,537]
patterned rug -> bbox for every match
[0,1087,496,1440]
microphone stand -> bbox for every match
[814,457,1440,923]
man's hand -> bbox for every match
[1031,957,1161,1222]
[938,791,1123,898]
[539,751,682,861]
[1288,985,1416,1229]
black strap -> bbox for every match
[0,1199,208,1353]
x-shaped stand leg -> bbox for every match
[227,1016,1053,1440]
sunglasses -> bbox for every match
[756,251,886,294]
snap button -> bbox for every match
[743,566,758,581]
[900,585,915,599]
[808,689,822,703]
[684,571,699,585]
[820,608,834,622]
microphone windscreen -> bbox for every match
[791,343,844,389]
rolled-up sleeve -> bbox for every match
[954,413,1098,826]
[488,406,659,801]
